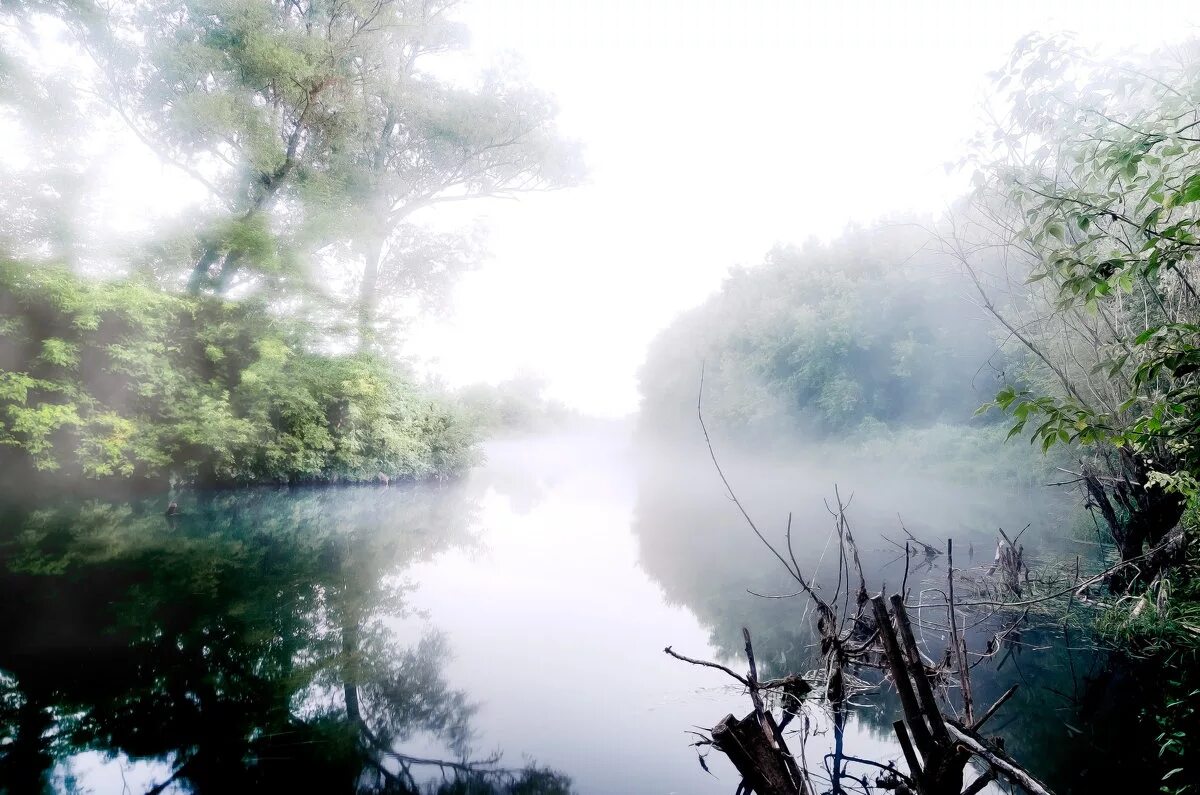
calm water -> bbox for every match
[0,426,1166,793]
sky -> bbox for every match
[401,0,1200,416]
[6,1,1199,417]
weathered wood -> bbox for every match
[957,634,973,724]
[960,768,997,795]
[892,719,925,789]
[890,594,951,745]
[946,721,1054,795]
[669,496,1056,795]
[743,628,774,745]
[713,712,801,795]
[947,539,974,725]
[872,595,935,758]
[972,684,1018,731]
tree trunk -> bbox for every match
[357,235,385,352]
[1082,448,1186,589]
[712,712,802,795]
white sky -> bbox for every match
[8,2,1199,416]
[402,0,1200,416]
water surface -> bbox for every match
[0,426,1164,793]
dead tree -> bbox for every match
[870,589,1053,795]
[986,525,1029,596]
[666,629,810,795]
[668,585,1053,795]
[685,383,1057,795]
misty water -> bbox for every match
[0,427,1165,793]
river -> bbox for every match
[0,424,1166,793]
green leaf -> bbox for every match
[1178,173,1200,205]
[1135,327,1162,345]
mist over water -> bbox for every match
[5,0,1200,792]
[0,422,1154,793]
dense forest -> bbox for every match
[0,0,581,496]
[641,34,1200,590]
[639,224,999,438]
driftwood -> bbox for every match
[668,587,1053,795]
[683,384,1057,795]
[871,589,1054,795]
[946,721,1052,795]
[985,525,1030,595]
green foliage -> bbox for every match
[1088,495,1200,793]
[3,0,582,346]
[638,224,1009,444]
[0,0,582,486]
[454,375,575,435]
[971,35,1200,498]
[1095,494,1200,653]
[0,261,477,488]
[843,422,1062,487]
[1156,676,1200,795]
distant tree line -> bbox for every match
[637,223,1011,444]
[454,374,576,436]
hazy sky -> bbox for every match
[8,1,1198,417]
[402,0,1200,416]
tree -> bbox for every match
[0,0,581,484]
[637,224,1006,444]
[25,0,582,346]
[50,0,383,293]
[951,35,1200,572]
[326,1,583,349]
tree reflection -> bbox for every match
[631,451,1174,792]
[0,485,569,794]
[633,451,1056,676]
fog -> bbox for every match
[5,2,1200,792]
[4,1,1198,415]
[401,0,1200,415]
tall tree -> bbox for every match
[327,0,583,348]
[26,0,582,343]
[57,0,388,293]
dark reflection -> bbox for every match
[0,485,569,794]
[634,446,1061,673]
[633,445,1183,793]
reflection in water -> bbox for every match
[0,485,569,794]
[632,443,1176,793]
[634,445,1068,674]
[0,430,1182,794]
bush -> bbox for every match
[0,261,477,492]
